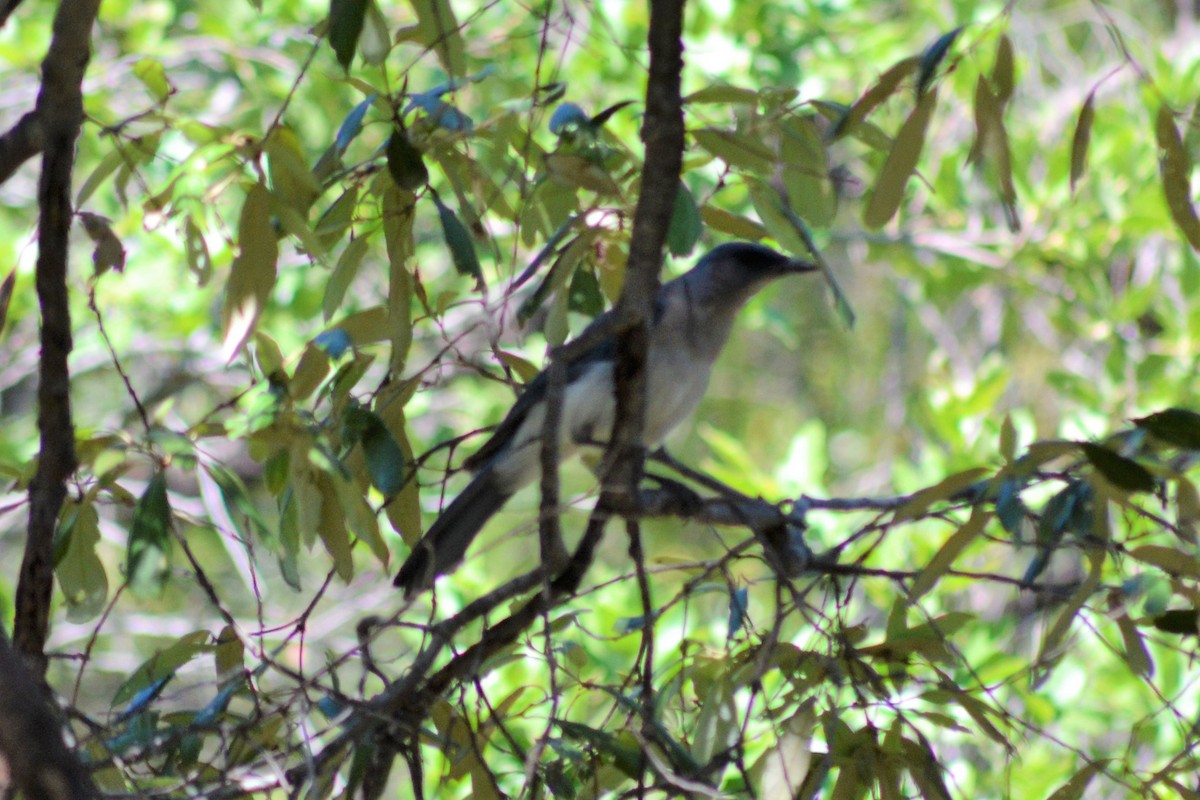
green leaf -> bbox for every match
[132,58,171,103]
[1046,760,1110,800]
[667,182,701,256]
[693,128,775,174]
[895,466,988,521]
[432,192,483,284]
[57,500,108,622]
[329,0,369,70]
[1070,92,1095,193]
[222,182,279,362]
[113,631,211,705]
[1134,408,1200,449]
[324,236,369,321]
[1081,442,1156,493]
[359,410,406,496]
[1156,104,1200,250]
[358,1,390,65]
[685,84,759,105]
[1115,614,1154,676]
[386,128,429,191]
[832,56,919,140]
[1130,544,1200,579]
[1151,608,1199,635]
[864,88,938,229]
[908,508,989,601]
[991,34,1015,106]
[409,0,467,76]
[127,470,171,597]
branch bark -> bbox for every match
[14,0,103,678]
[0,633,95,800]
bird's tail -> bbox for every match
[393,468,511,598]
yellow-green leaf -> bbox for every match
[895,466,988,521]
[222,183,279,362]
[699,206,768,240]
[57,500,108,622]
[864,88,938,229]
[693,128,776,174]
[410,0,467,76]
[1156,104,1200,250]
[1115,614,1153,677]
[1130,544,1200,578]
[324,236,369,321]
[908,508,989,602]
[685,85,759,105]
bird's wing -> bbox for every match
[462,312,618,472]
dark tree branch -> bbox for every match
[14,0,103,679]
[0,110,43,185]
[0,632,95,800]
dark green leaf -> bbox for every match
[1082,442,1156,493]
[1151,608,1200,635]
[128,470,171,597]
[917,27,963,96]
[1070,92,1095,193]
[1134,408,1200,450]
[386,129,429,191]
[329,0,369,71]
[432,193,483,284]
[567,267,603,317]
[362,412,406,496]
[667,182,702,256]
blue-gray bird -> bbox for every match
[394,241,817,597]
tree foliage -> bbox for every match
[3,0,1200,798]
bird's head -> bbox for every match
[677,241,818,308]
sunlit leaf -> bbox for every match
[1130,544,1200,578]
[685,85,759,105]
[895,466,988,521]
[410,0,467,76]
[132,57,171,103]
[358,1,390,65]
[908,508,989,601]
[222,182,279,362]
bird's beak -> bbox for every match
[784,258,820,273]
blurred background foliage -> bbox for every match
[4,0,1200,797]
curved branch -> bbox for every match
[14,0,102,677]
